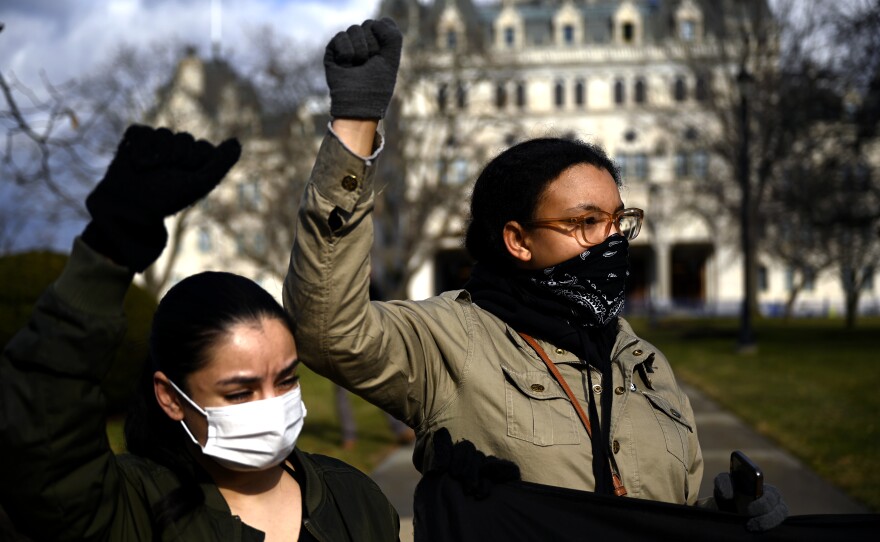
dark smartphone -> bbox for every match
[730,450,764,499]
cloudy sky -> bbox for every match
[1,0,383,85]
[0,0,384,252]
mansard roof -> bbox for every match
[378,0,770,48]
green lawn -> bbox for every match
[628,315,880,512]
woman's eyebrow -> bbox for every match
[215,359,301,387]
[568,203,625,213]
[277,358,301,378]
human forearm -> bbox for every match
[331,119,379,158]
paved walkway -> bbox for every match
[370,383,870,542]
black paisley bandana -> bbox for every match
[525,235,629,327]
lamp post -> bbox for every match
[737,67,757,352]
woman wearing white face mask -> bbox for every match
[0,125,400,541]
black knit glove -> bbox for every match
[713,472,789,532]
[324,17,402,120]
[431,428,520,499]
[82,125,241,272]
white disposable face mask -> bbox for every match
[169,380,307,471]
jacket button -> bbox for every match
[592,384,602,394]
[632,349,643,356]
[530,384,545,392]
[614,386,624,395]
[341,174,359,191]
[555,348,565,355]
[612,440,620,454]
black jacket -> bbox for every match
[0,238,399,541]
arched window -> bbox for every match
[574,79,585,107]
[614,79,625,105]
[495,83,507,108]
[695,74,709,101]
[438,83,448,112]
[634,78,646,104]
[456,82,467,109]
[554,81,565,108]
[673,76,687,102]
[516,82,527,108]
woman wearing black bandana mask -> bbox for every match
[463,138,660,498]
[286,18,715,532]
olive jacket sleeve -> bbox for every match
[0,238,153,541]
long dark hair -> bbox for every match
[124,271,292,533]
[465,137,621,270]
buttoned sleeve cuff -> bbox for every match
[54,237,134,316]
[311,123,383,213]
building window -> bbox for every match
[680,20,695,41]
[864,267,875,291]
[253,232,267,256]
[614,79,625,105]
[236,233,246,256]
[617,152,649,181]
[574,79,585,107]
[804,268,815,291]
[438,83,447,112]
[438,158,469,185]
[446,30,457,50]
[456,82,467,109]
[633,153,648,180]
[563,24,574,45]
[197,227,212,253]
[674,151,689,178]
[495,83,507,109]
[237,180,261,211]
[554,80,565,108]
[504,26,515,47]
[695,74,709,101]
[758,265,768,292]
[634,78,646,104]
[516,82,526,108]
[673,76,687,102]
[692,150,708,179]
[622,22,634,43]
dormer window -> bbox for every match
[563,24,574,45]
[622,22,634,43]
[675,0,704,44]
[437,3,466,51]
[680,20,695,42]
[554,1,583,47]
[613,1,642,46]
[446,30,458,50]
[504,27,515,48]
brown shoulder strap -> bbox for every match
[518,331,628,497]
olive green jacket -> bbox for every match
[0,238,399,541]
[284,132,703,505]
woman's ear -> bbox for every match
[503,221,532,264]
[154,371,185,421]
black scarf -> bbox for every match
[464,238,630,495]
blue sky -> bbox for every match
[0,0,383,85]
